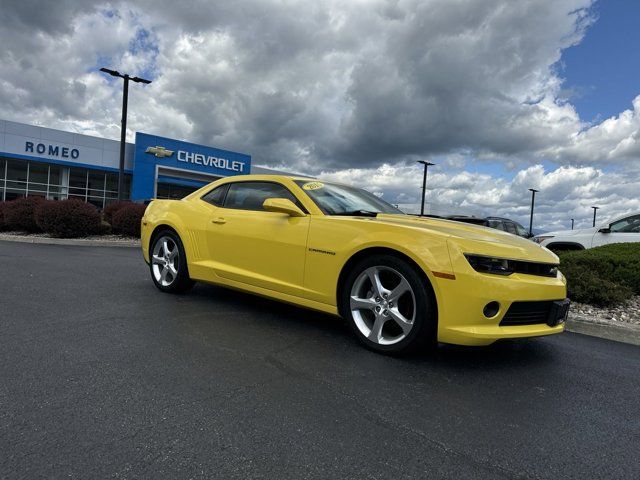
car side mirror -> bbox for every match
[263,198,305,217]
[598,227,611,233]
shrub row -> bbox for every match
[0,201,9,231]
[35,199,103,238]
[559,243,640,306]
[0,198,146,238]
[111,203,147,237]
[4,196,44,233]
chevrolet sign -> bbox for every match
[177,150,245,172]
[145,146,174,158]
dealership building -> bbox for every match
[0,119,284,208]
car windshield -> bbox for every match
[295,180,403,216]
[515,223,529,237]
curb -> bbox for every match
[565,315,640,347]
[0,235,140,248]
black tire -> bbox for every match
[339,254,437,355]
[149,229,195,294]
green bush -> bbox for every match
[3,196,45,233]
[35,199,102,238]
[559,243,640,306]
[111,203,147,237]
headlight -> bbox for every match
[464,254,559,277]
[464,254,514,275]
[533,235,554,244]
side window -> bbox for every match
[223,181,300,212]
[201,184,229,207]
[610,214,640,233]
[488,220,505,231]
[504,222,517,235]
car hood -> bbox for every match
[373,214,559,263]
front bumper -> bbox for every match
[434,244,567,346]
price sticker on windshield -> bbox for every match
[303,181,325,191]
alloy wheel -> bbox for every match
[349,266,416,345]
[152,236,180,287]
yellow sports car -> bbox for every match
[141,174,568,354]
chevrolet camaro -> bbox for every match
[141,175,568,354]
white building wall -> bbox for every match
[0,119,134,171]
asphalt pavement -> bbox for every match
[1,241,639,479]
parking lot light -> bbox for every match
[417,161,435,216]
[592,206,600,227]
[100,67,152,201]
[528,188,539,237]
[571,218,574,230]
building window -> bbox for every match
[68,167,87,200]
[48,166,64,200]
[0,157,131,206]
[5,159,28,200]
[157,182,199,199]
[0,160,5,200]
[28,163,48,196]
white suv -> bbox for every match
[534,212,640,250]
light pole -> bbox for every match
[528,188,539,237]
[571,218,574,230]
[100,68,151,200]
[591,206,599,227]
[417,161,435,216]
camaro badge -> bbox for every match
[145,146,174,158]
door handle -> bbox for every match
[211,217,227,224]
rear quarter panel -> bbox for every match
[141,199,209,266]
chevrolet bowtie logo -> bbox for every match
[145,146,174,158]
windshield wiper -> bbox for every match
[332,210,379,217]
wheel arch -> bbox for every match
[149,224,181,253]
[336,246,438,322]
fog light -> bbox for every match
[483,301,500,318]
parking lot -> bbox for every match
[1,241,639,479]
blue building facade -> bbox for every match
[132,132,251,200]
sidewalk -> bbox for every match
[0,232,140,248]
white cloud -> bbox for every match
[546,95,640,164]
[320,163,640,231]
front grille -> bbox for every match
[500,301,554,326]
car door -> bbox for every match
[205,180,310,297]
[591,214,640,247]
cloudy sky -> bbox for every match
[1,0,639,231]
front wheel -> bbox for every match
[340,254,437,355]
[149,230,194,293]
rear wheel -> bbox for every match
[340,254,436,354]
[149,230,194,293]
